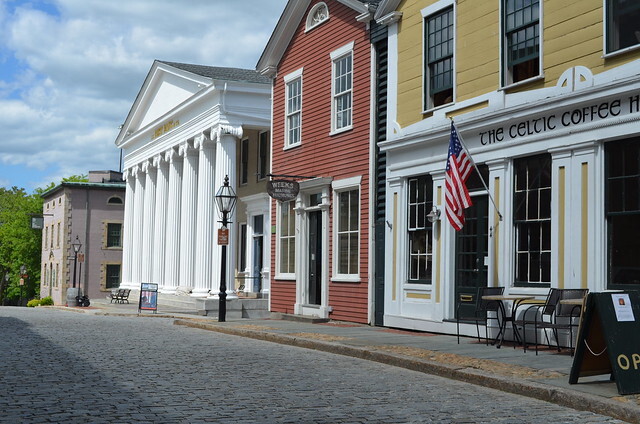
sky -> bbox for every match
[0,0,287,192]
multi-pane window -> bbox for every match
[106,223,122,248]
[336,189,359,275]
[279,201,296,274]
[605,138,640,290]
[286,78,302,147]
[408,175,433,283]
[503,0,540,85]
[106,264,121,289]
[240,138,249,185]
[258,131,269,180]
[606,0,640,54]
[425,7,454,109]
[333,53,353,131]
[514,154,551,286]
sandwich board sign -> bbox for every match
[139,283,158,313]
[569,291,640,395]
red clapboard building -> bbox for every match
[257,0,378,323]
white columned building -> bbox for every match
[163,148,182,294]
[152,154,169,289]
[115,61,272,302]
[192,134,216,297]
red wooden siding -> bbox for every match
[270,0,372,324]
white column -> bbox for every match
[121,169,135,288]
[153,155,169,290]
[210,125,240,299]
[131,165,145,287]
[179,141,198,291]
[142,161,156,283]
[192,134,216,297]
[162,148,182,294]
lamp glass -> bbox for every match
[72,236,82,253]
[214,177,237,216]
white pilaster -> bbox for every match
[121,169,135,289]
[153,155,169,290]
[192,134,216,297]
[163,148,182,294]
[142,160,157,283]
[131,165,145,287]
[179,141,198,291]
[210,125,240,299]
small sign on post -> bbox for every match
[139,283,158,313]
[218,227,229,245]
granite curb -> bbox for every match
[174,319,640,424]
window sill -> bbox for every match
[274,273,296,281]
[500,74,545,92]
[603,43,640,59]
[331,275,361,283]
[283,143,301,151]
[422,101,454,115]
[330,125,353,136]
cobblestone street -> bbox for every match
[0,308,626,423]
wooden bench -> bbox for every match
[108,288,131,304]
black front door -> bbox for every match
[454,195,489,318]
[308,211,322,305]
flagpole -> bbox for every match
[450,118,503,221]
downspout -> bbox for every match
[84,187,90,297]
[368,43,376,326]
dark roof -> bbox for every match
[41,181,125,199]
[158,61,270,84]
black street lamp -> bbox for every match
[19,265,26,306]
[214,175,237,322]
[71,236,82,289]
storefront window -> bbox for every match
[606,138,640,289]
[408,175,433,283]
[513,154,551,286]
[279,201,296,275]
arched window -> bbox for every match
[306,2,329,31]
[107,196,123,205]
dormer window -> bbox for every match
[306,2,329,31]
[107,196,123,205]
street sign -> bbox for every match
[78,253,85,263]
[218,228,229,245]
[19,278,24,286]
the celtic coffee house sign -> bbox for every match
[267,180,300,202]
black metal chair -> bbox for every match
[456,286,505,345]
[516,288,588,355]
[535,289,588,356]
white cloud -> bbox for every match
[0,0,287,190]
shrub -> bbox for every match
[27,299,41,308]
[39,297,54,306]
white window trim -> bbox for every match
[499,0,544,89]
[275,200,296,280]
[422,0,456,113]
[284,68,303,149]
[331,176,362,282]
[306,2,329,32]
[602,0,640,57]
[330,42,355,135]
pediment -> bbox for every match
[116,61,212,144]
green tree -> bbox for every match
[62,174,89,183]
[0,187,43,305]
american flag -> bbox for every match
[445,122,473,231]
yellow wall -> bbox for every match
[395,0,640,128]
